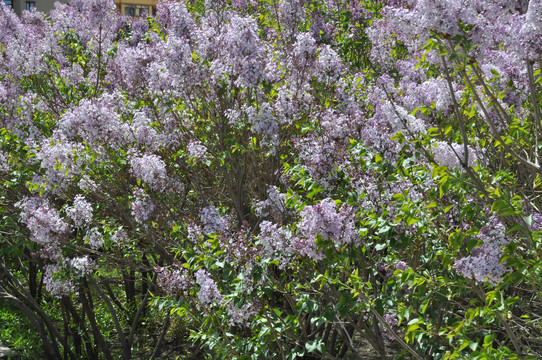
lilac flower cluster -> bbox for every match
[130,188,154,224]
[130,153,168,191]
[84,228,104,249]
[36,134,85,191]
[186,140,208,162]
[17,197,68,257]
[209,15,266,88]
[295,133,346,189]
[253,186,288,222]
[298,198,359,247]
[199,206,229,234]
[195,269,223,306]
[78,177,98,192]
[227,301,257,326]
[59,97,129,147]
[258,199,361,263]
[382,313,400,342]
[453,217,511,284]
[315,45,343,83]
[156,0,194,39]
[69,256,95,276]
[247,103,279,148]
[130,110,170,151]
[258,221,295,268]
[155,264,193,296]
[110,228,127,244]
[530,212,542,232]
[215,224,259,264]
[433,141,478,169]
[66,195,93,228]
[395,261,410,271]
[43,264,75,298]
[279,0,306,39]
[0,151,8,173]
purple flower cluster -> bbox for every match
[247,103,279,148]
[227,301,257,326]
[155,264,193,296]
[433,141,478,169]
[110,228,127,244]
[130,153,168,191]
[130,188,154,224]
[59,96,129,147]
[69,256,95,276]
[279,0,306,39]
[199,206,229,235]
[66,195,93,228]
[298,198,359,247]
[253,186,288,221]
[43,264,74,298]
[84,228,104,250]
[395,261,410,271]
[208,15,266,88]
[259,221,295,268]
[295,133,348,189]
[453,217,511,284]
[195,269,223,306]
[17,197,68,258]
[382,313,400,342]
[186,140,208,161]
[36,134,85,191]
[0,151,9,173]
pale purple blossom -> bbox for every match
[186,219,204,243]
[315,45,343,83]
[530,212,542,232]
[209,15,266,88]
[44,264,74,298]
[111,228,127,243]
[453,217,511,284]
[298,198,359,247]
[78,177,98,192]
[69,256,95,276]
[279,0,306,39]
[17,197,69,246]
[66,195,93,227]
[130,111,168,151]
[155,264,193,296]
[199,206,229,234]
[382,313,400,342]
[187,140,208,161]
[253,186,288,221]
[156,0,194,39]
[247,103,279,147]
[36,134,85,188]
[227,301,257,326]
[84,228,104,249]
[291,32,317,69]
[433,141,478,169]
[59,96,129,147]
[130,153,168,191]
[259,221,295,268]
[0,151,8,172]
[195,269,223,306]
[130,188,154,224]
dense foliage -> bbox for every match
[1,0,542,359]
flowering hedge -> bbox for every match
[1,0,542,359]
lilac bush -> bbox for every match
[1,0,542,359]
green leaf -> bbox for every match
[483,334,495,348]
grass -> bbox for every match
[0,300,42,359]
